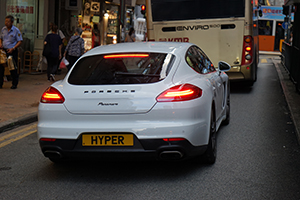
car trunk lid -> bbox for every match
[61,84,161,114]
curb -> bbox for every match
[0,113,38,133]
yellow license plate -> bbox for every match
[82,134,134,146]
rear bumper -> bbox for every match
[39,136,208,161]
[226,64,256,82]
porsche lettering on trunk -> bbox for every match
[98,102,118,106]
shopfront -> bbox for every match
[0,0,48,75]
[4,0,45,52]
[79,0,136,51]
[0,0,142,73]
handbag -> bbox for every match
[42,42,51,57]
[7,56,16,70]
[59,57,69,69]
[0,49,7,64]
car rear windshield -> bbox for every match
[68,53,174,85]
[151,0,245,21]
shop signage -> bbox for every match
[7,5,34,14]
[91,2,100,12]
[259,6,294,21]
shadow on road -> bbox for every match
[36,159,213,182]
[230,82,253,94]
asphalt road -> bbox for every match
[1,55,300,200]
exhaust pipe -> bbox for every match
[159,151,183,160]
[44,150,62,158]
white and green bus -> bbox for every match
[145,0,260,86]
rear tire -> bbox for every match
[194,108,217,164]
[222,84,230,125]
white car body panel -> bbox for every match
[38,97,210,146]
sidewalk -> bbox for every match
[0,69,68,132]
[0,58,300,145]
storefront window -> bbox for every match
[122,8,134,41]
[106,5,118,44]
[6,0,36,52]
[80,0,135,48]
[81,0,102,50]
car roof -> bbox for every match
[83,42,193,57]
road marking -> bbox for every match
[0,130,36,148]
[261,59,268,63]
[0,124,36,142]
[0,124,37,148]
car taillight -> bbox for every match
[241,35,253,66]
[104,54,149,59]
[40,138,56,142]
[156,84,202,102]
[40,87,65,103]
[163,138,186,142]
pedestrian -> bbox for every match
[92,24,100,48]
[44,25,62,81]
[64,27,85,71]
[48,22,66,75]
[290,32,293,45]
[124,27,136,42]
[0,15,23,89]
[48,22,66,44]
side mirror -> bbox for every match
[218,61,231,72]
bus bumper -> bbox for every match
[226,64,256,82]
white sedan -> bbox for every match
[37,42,230,164]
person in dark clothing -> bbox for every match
[92,24,100,48]
[44,25,62,81]
[48,22,66,75]
[0,15,23,89]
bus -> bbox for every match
[258,6,294,51]
[145,0,260,86]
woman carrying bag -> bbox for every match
[64,27,85,71]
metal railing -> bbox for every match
[281,41,300,92]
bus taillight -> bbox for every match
[244,36,252,43]
[242,35,253,66]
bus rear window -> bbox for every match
[151,0,245,21]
